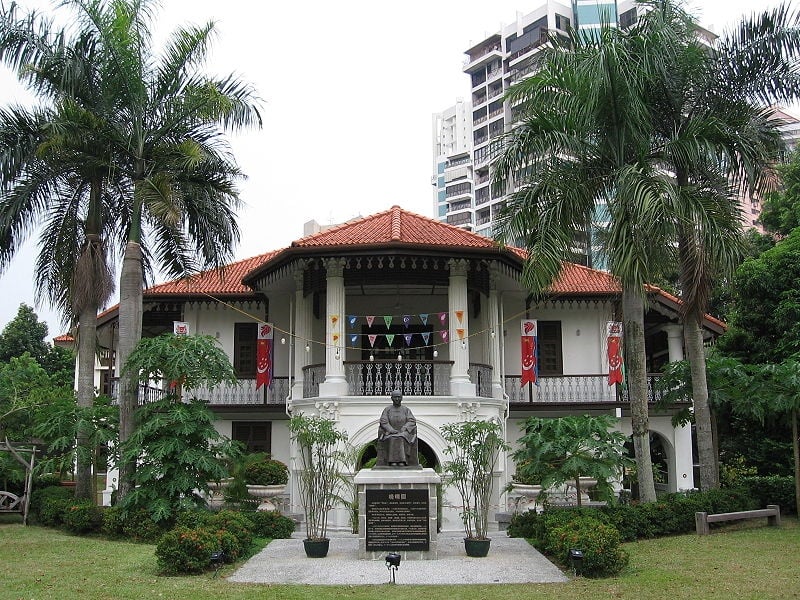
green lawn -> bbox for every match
[1,518,798,600]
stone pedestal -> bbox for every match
[354,467,441,560]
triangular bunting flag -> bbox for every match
[332,333,340,343]
[441,330,449,343]
[419,313,429,326]
[331,315,339,327]
[368,334,377,347]
[383,315,393,328]
[404,334,413,346]
[366,316,375,327]
[350,334,358,345]
[386,334,395,346]
[348,315,357,328]
[455,310,464,324]
[421,332,431,345]
[456,328,465,340]
[439,312,447,326]
[403,315,411,328]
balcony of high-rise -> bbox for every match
[463,34,502,74]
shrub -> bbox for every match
[175,508,214,529]
[243,458,289,486]
[62,501,103,534]
[28,485,75,526]
[545,516,629,578]
[206,510,252,550]
[246,510,296,539]
[101,506,126,538]
[739,476,797,514]
[155,526,220,574]
[32,486,74,526]
[121,508,171,542]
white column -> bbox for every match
[664,324,684,362]
[487,273,504,399]
[319,258,348,397]
[292,268,310,400]
[663,323,693,490]
[448,259,476,397]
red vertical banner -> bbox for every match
[520,319,538,386]
[606,321,624,386]
[256,322,274,390]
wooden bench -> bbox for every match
[695,504,781,535]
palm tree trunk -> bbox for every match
[685,311,719,490]
[623,286,656,503]
[74,305,96,501]
[116,240,143,502]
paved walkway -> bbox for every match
[228,531,569,585]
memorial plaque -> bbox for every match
[365,488,430,551]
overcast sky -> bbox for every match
[0,0,788,338]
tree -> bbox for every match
[493,17,678,503]
[760,149,800,236]
[718,227,800,363]
[640,0,800,491]
[0,4,122,500]
[511,415,632,507]
[1,0,262,502]
[120,333,240,521]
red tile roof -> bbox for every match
[144,251,281,296]
[53,333,74,342]
[290,205,506,251]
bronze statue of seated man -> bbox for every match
[375,390,419,467]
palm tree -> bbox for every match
[59,0,262,501]
[0,6,120,499]
[492,21,681,503]
[639,0,800,490]
[1,0,262,501]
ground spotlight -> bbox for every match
[385,552,401,583]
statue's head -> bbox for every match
[391,390,402,405]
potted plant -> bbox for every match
[288,413,348,558]
[441,418,508,557]
[511,414,632,507]
[244,455,289,511]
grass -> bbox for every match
[0,518,798,599]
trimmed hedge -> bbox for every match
[545,516,629,578]
[62,501,103,534]
[508,487,760,546]
[246,510,296,539]
[31,486,74,527]
[155,526,221,574]
[738,476,797,514]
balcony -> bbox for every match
[505,374,673,404]
[108,376,290,406]
[109,370,673,406]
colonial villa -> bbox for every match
[84,206,723,531]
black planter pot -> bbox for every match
[464,537,491,557]
[303,538,330,558]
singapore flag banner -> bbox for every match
[520,319,538,386]
[256,323,274,390]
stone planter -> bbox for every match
[206,478,233,508]
[569,477,597,504]
[246,483,286,512]
[464,537,491,557]
[510,483,543,512]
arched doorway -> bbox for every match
[624,432,670,497]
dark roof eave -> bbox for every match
[241,242,525,286]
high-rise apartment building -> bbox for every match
[432,1,637,238]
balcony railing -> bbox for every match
[108,376,289,405]
[505,373,675,404]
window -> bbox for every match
[538,321,563,375]
[233,322,257,377]
[232,421,272,454]
[555,13,570,30]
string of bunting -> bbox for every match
[196,291,521,352]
